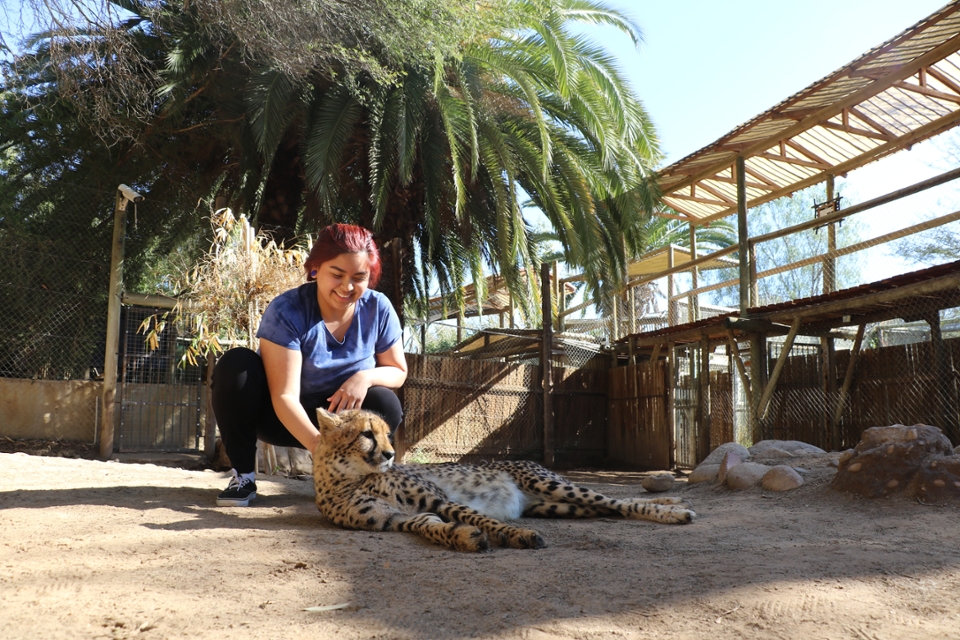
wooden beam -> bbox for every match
[847,105,900,139]
[756,317,802,421]
[725,328,754,415]
[737,156,750,316]
[926,65,960,98]
[684,107,960,226]
[818,119,893,141]
[893,80,960,104]
[650,342,662,363]
[755,151,831,170]
[784,139,834,167]
[831,323,866,446]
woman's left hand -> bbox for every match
[327,372,370,413]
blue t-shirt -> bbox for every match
[256,283,402,396]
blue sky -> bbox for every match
[578,1,959,286]
[593,0,949,166]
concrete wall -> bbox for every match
[0,378,100,442]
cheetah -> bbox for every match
[313,408,696,552]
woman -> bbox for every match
[211,223,407,506]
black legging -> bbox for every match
[211,347,403,473]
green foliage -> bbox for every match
[4,0,663,331]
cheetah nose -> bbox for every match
[382,450,395,461]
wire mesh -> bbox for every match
[0,188,113,381]
[400,317,607,466]
[117,306,206,452]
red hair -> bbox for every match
[304,224,382,288]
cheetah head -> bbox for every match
[315,408,396,477]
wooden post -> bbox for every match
[698,334,712,463]
[926,311,960,443]
[204,355,217,460]
[667,246,677,326]
[756,317,802,421]
[690,223,700,322]
[99,190,130,459]
[667,341,677,470]
[737,156,750,316]
[541,263,555,467]
[824,175,837,295]
[832,323,866,449]
[749,332,767,443]
[725,329,754,415]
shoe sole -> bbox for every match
[216,492,257,507]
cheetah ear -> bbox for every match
[317,407,345,433]
[316,407,341,434]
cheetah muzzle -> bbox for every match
[313,408,696,552]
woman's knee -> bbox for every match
[211,348,266,397]
[363,386,403,431]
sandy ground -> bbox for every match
[2,450,960,640]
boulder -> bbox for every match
[910,455,960,504]
[749,440,826,456]
[641,474,675,493]
[725,462,771,490]
[752,447,796,461]
[832,424,954,498]
[717,451,744,485]
[687,464,720,484]
[761,465,805,491]
[700,442,750,467]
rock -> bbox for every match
[687,464,720,484]
[761,465,805,491]
[700,442,750,467]
[752,447,796,460]
[955,444,960,456]
[641,474,675,493]
[832,424,954,498]
[749,440,826,456]
[717,451,743,485]
[910,455,960,504]
[725,462,771,490]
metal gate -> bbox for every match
[117,305,206,452]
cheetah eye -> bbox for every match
[361,429,375,440]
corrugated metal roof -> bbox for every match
[657,1,960,224]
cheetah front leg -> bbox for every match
[433,502,546,549]
[325,499,493,552]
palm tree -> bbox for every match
[5,0,663,326]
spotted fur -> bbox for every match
[313,408,696,552]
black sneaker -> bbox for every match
[217,471,257,507]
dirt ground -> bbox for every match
[3,448,960,640]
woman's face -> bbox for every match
[314,251,371,315]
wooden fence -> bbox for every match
[607,361,671,470]
[401,354,608,467]
[764,337,960,451]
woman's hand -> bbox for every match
[327,370,371,413]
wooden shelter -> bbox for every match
[602,2,960,469]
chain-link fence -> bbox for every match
[0,187,114,382]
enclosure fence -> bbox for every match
[399,319,608,467]
[0,187,113,382]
